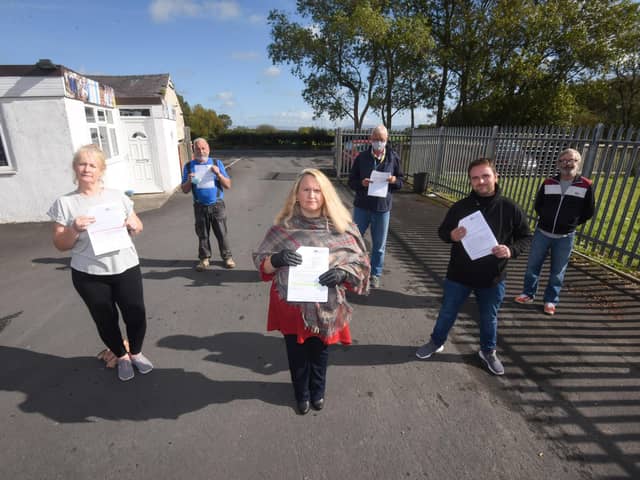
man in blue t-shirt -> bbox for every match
[181,137,235,271]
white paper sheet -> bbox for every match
[194,164,216,189]
[86,203,133,256]
[367,170,391,198]
[458,211,498,260]
[287,246,329,302]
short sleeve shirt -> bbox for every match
[181,158,228,205]
[47,188,139,275]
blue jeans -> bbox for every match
[522,228,575,305]
[353,207,390,278]
[431,279,505,353]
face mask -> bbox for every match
[372,140,386,152]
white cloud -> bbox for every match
[239,110,334,129]
[264,66,280,77]
[308,23,321,38]
[231,51,259,61]
[149,0,200,22]
[216,91,235,108]
[248,14,263,24]
[149,0,241,23]
[203,1,240,19]
[276,110,314,121]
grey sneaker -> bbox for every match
[479,350,504,375]
[370,276,380,288]
[416,340,444,359]
[130,353,153,374]
[117,356,135,381]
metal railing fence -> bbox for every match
[334,125,640,271]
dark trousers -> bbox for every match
[194,201,232,261]
[71,265,147,357]
[284,335,329,403]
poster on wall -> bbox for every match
[63,70,116,108]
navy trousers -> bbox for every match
[284,335,329,403]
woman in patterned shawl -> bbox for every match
[253,168,370,415]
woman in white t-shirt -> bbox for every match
[47,144,153,381]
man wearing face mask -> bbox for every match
[181,137,236,271]
[348,125,404,288]
[514,148,595,315]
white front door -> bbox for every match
[128,130,161,193]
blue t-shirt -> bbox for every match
[182,158,228,205]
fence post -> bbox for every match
[434,126,446,185]
[583,123,603,178]
[485,125,499,160]
[335,128,343,178]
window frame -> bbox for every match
[85,106,119,159]
[0,121,15,173]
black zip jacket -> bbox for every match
[534,175,595,235]
[439,185,532,288]
[348,145,404,213]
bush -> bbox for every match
[213,129,333,149]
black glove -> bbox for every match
[318,268,347,287]
[270,249,303,268]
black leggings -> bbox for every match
[71,265,147,357]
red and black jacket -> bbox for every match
[534,175,595,235]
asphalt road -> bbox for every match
[1,153,639,480]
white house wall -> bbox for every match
[0,73,184,223]
[0,76,63,98]
[65,98,131,192]
[0,97,76,223]
[121,104,182,193]
[0,96,133,223]
[156,117,181,190]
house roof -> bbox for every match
[0,62,64,77]
[87,74,170,105]
[0,61,173,106]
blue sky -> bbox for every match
[0,0,429,130]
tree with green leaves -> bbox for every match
[351,3,433,129]
[443,0,639,126]
[268,1,376,129]
[177,93,192,127]
[218,114,232,130]
[189,104,225,140]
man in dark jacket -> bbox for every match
[514,148,595,315]
[347,125,404,288]
[416,158,531,375]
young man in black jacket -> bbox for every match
[514,148,595,315]
[416,158,531,375]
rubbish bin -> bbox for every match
[413,172,428,194]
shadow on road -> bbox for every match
[31,256,261,286]
[346,288,436,309]
[0,346,291,423]
[384,192,640,480]
[156,331,481,376]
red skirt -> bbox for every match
[263,275,351,345]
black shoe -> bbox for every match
[297,400,310,415]
[311,398,324,411]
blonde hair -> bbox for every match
[275,168,352,233]
[72,144,106,183]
